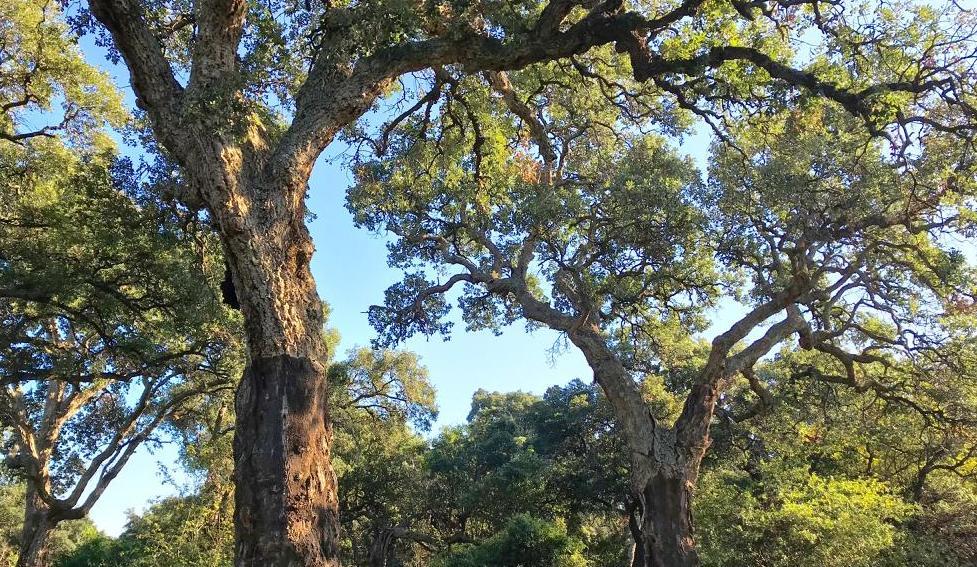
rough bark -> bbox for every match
[565,328,657,457]
[567,327,702,566]
[16,487,53,567]
[224,185,341,567]
[486,259,802,565]
[634,468,699,567]
[234,355,339,566]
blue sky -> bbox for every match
[69,34,726,536]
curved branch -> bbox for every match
[87,0,189,157]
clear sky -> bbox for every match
[74,35,724,536]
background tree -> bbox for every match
[328,346,438,567]
[63,0,977,560]
[49,364,977,566]
[699,345,977,567]
[0,149,241,567]
[47,316,440,567]
[0,0,125,145]
[350,44,977,562]
[434,514,588,567]
[0,4,243,561]
[417,382,632,566]
[0,480,102,567]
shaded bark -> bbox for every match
[226,204,341,567]
[634,469,699,567]
[16,487,52,567]
[628,502,646,567]
[234,355,340,567]
[367,528,396,567]
[367,526,440,567]
[495,272,796,566]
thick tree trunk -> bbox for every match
[85,1,349,560]
[226,192,341,567]
[17,488,53,567]
[633,470,700,567]
[234,355,340,566]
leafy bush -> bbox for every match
[436,514,588,567]
[696,464,913,567]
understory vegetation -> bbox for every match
[3,364,976,566]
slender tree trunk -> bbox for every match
[633,467,700,567]
[367,528,396,567]
[225,184,341,566]
[628,502,646,567]
[17,487,53,567]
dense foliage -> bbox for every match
[0,1,242,565]
[2,0,977,564]
[29,364,976,566]
[0,482,101,567]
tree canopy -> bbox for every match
[0,2,244,564]
[3,0,977,564]
[346,12,977,561]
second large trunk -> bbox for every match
[633,471,700,567]
[17,487,52,567]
